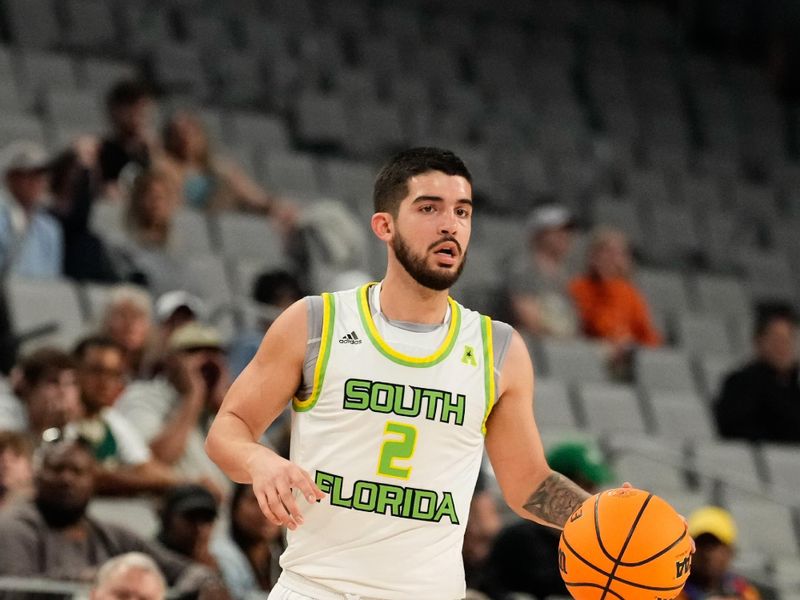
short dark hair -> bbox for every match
[373,147,472,216]
[0,430,33,458]
[252,269,303,306]
[73,335,125,362]
[754,302,799,338]
[17,347,76,387]
[106,79,153,111]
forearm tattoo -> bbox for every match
[523,472,591,529]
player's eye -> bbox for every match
[420,205,435,213]
[456,208,471,218]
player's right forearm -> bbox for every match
[205,411,274,483]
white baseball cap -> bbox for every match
[526,204,576,237]
[155,290,206,323]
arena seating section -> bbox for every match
[1,0,799,597]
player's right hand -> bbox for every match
[247,447,326,530]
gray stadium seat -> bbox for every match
[0,112,47,148]
[591,196,644,247]
[674,312,734,356]
[693,274,752,319]
[41,89,103,131]
[727,497,799,558]
[650,398,716,440]
[343,101,405,159]
[320,159,375,213]
[639,204,699,266]
[738,249,797,304]
[62,0,117,51]
[533,378,577,429]
[149,43,207,100]
[635,347,697,394]
[208,53,264,107]
[87,497,159,540]
[637,269,692,318]
[182,255,233,311]
[539,339,609,384]
[16,51,79,101]
[578,382,648,434]
[606,434,691,493]
[696,353,741,399]
[763,444,800,498]
[217,213,285,265]
[80,58,138,93]
[81,283,113,322]
[774,556,800,590]
[171,208,213,257]
[7,277,87,353]
[294,92,349,148]
[3,0,59,48]
[692,440,763,490]
[260,152,321,200]
[226,112,290,154]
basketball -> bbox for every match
[558,488,693,600]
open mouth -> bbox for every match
[432,242,459,265]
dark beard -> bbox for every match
[36,495,88,529]
[392,233,466,291]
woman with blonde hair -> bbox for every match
[99,284,155,379]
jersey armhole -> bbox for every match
[292,293,335,412]
[480,318,514,435]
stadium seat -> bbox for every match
[0,112,47,148]
[539,339,609,384]
[294,92,349,149]
[692,273,752,319]
[7,277,87,354]
[532,378,578,430]
[727,497,799,558]
[149,43,208,100]
[226,111,291,154]
[650,398,716,440]
[738,249,797,304]
[41,89,104,132]
[208,53,264,107]
[170,208,213,257]
[16,51,79,102]
[61,0,117,51]
[637,269,692,319]
[635,347,697,394]
[260,152,322,200]
[762,444,800,498]
[343,101,405,159]
[3,0,60,49]
[320,159,376,214]
[774,556,800,591]
[87,497,159,540]
[639,203,700,266]
[591,196,644,247]
[691,440,763,490]
[606,434,691,493]
[577,382,649,435]
[674,312,734,356]
[216,213,284,265]
[696,352,741,400]
[80,58,138,94]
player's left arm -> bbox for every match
[484,330,590,529]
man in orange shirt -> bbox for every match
[569,227,661,378]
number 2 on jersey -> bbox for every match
[377,421,418,479]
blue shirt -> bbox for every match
[0,196,63,278]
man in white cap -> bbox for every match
[0,140,63,278]
[507,204,579,338]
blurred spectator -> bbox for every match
[0,430,33,510]
[228,270,303,377]
[678,506,761,600]
[0,141,63,278]
[117,324,230,495]
[160,111,293,227]
[99,284,155,379]
[507,204,579,338]
[91,552,167,600]
[2,347,82,436]
[463,474,501,594]
[158,484,220,571]
[0,438,216,594]
[49,136,121,282]
[211,484,284,599]
[115,168,184,294]
[480,441,612,599]
[142,290,205,377]
[99,80,159,197]
[715,303,800,442]
[68,335,177,495]
[569,227,662,378]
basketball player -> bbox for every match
[206,148,591,599]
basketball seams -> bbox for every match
[615,526,689,567]
[599,493,654,600]
[593,491,621,564]
[564,582,626,600]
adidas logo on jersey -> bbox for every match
[339,331,362,344]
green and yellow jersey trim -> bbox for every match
[293,293,335,412]
[356,283,461,368]
[480,315,496,435]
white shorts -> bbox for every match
[270,572,368,600]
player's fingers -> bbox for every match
[253,487,282,526]
[294,469,325,503]
[621,481,633,489]
[265,485,295,529]
[278,482,305,525]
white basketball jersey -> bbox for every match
[280,283,497,599]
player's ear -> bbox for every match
[371,212,393,242]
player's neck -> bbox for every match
[379,268,450,325]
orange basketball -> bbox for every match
[558,488,692,600]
